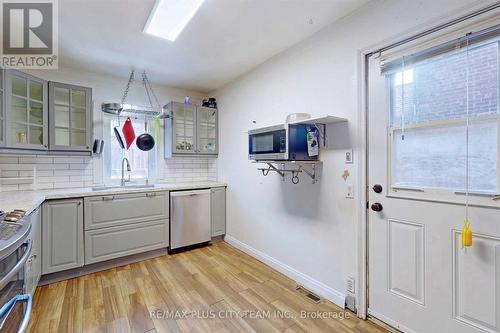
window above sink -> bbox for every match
[102,114,159,185]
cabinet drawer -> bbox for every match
[84,219,169,264]
[84,191,169,230]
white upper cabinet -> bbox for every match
[5,70,48,150]
[0,69,4,146]
[197,106,218,155]
[49,82,92,152]
[164,101,218,157]
[0,70,92,153]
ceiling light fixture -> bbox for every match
[144,0,205,42]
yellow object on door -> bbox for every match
[461,219,473,248]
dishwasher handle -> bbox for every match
[170,189,211,197]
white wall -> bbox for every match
[0,67,217,191]
[215,0,492,307]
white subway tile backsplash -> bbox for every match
[0,153,217,192]
[161,158,217,183]
[35,170,53,177]
[37,163,68,170]
[37,176,70,184]
[0,157,18,164]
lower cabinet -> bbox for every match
[39,188,222,276]
[211,187,226,237]
[42,198,84,274]
[84,219,169,264]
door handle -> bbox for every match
[0,293,32,333]
[372,184,383,193]
[371,203,383,212]
[0,241,32,290]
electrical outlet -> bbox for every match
[347,277,355,294]
[346,183,354,199]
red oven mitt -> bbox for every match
[122,117,136,149]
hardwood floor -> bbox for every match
[28,242,387,333]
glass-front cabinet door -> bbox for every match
[196,106,218,155]
[171,102,196,154]
[0,69,4,146]
[49,82,92,151]
[5,71,48,149]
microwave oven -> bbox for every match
[248,123,319,161]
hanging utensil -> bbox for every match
[113,127,125,149]
[122,117,136,149]
[136,121,155,151]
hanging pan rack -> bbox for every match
[101,70,171,119]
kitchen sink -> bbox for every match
[91,184,156,191]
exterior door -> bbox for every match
[367,33,500,333]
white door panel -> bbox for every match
[368,49,500,333]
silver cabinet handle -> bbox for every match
[102,196,115,201]
[146,193,156,198]
[0,241,32,290]
[0,293,32,333]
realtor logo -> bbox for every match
[0,0,58,68]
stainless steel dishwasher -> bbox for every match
[170,189,211,250]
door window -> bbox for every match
[387,40,499,194]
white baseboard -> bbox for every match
[224,235,346,308]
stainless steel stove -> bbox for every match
[0,209,32,333]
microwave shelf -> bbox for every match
[287,115,347,125]
[253,160,322,185]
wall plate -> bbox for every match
[345,149,353,164]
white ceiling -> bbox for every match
[59,0,369,93]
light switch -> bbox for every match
[346,183,354,199]
[345,149,353,164]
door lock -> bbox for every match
[371,202,383,212]
[372,184,383,193]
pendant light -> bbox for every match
[462,34,473,249]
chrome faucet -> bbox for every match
[121,157,131,186]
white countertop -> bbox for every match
[0,181,226,216]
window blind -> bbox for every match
[380,23,500,75]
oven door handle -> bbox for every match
[0,241,32,291]
[0,293,32,333]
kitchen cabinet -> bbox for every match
[84,191,169,230]
[0,69,5,146]
[5,70,48,149]
[164,101,218,157]
[48,82,92,152]
[197,106,218,155]
[84,220,169,264]
[211,187,226,237]
[25,206,42,295]
[84,191,169,264]
[42,198,84,274]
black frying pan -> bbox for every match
[136,122,155,151]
